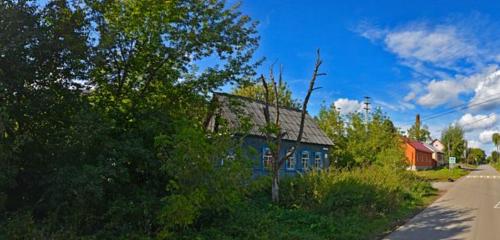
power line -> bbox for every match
[403,95,500,125]
[422,96,500,122]
[435,114,494,138]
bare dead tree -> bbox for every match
[261,49,325,203]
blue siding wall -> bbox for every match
[241,136,330,176]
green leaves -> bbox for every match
[1,0,258,238]
[441,125,466,162]
[317,105,404,168]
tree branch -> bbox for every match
[279,49,323,166]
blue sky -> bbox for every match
[232,0,500,153]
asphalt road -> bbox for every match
[385,164,500,240]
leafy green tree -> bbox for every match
[441,125,466,162]
[467,148,486,165]
[233,81,301,109]
[407,114,431,142]
[317,104,351,167]
[0,0,90,216]
[344,109,405,167]
[1,0,259,238]
[492,151,500,163]
[492,133,500,152]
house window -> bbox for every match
[286,148,296,170]
[314,152,322,168]
[301,151,309,170]
[263,147,273,170]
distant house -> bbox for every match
[423,143,445,166]
[403,138,434,170]
[207,93,334,175]
[431,139,445,153]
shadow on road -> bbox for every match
[384,204,475,240]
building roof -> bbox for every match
[423,143,443,153]
[211,93,333,146]
[403,138,433,153]
[431,139,443,145]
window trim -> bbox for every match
[301,150,310,170]
[314,152,322,169]
[262,147,273,170]
[285,148,296,170]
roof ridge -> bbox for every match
[213,92,303,113]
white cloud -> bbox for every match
[479,130,498,143]
[456,113,497,132]
[375,100,414,111]
[417,79,466,107]
[334,98,363,115]
[384,26,477,68]
[468,140,482,148]
[359,19,500,109]
[403,91,417,101]
[468,69,500,111]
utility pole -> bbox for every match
[448,140,451,169]
[415,114,421,140]
[464,140,468,165]
[363,96,370,131]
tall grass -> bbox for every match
[187,166,435,240]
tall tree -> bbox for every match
[317,104,350,167]
[0,0,90,214]
[492,151,500,163]
[441,125,466,162]
[407,114,431,142]
[1,0,260,238]
[467,148,486,165]
[345,109,405,167]
[492,133,500,152]
[260,50,324,203]
[85,0,259,236]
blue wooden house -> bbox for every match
[207,93,334,175]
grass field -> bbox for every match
[415,167,469,182]
[491,162,500,172]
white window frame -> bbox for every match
[286,148,296,170]
[301,151,309,170]
[263,147,273,170]
[314,152,322,168]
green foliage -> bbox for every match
[492,151,500,163]
[232,81,301,109]
[407,118,431,142]
[183,167,435,240]
[317,107,405,168]
[492,133,500,152]
[491,161,500,172]
[415,167,469,181]
[441,125,466,162]
[1,0,258,238]
[317,104,350,166]
[467,148,486,164]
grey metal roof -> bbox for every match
[213,93,333,146]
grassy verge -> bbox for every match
[186,167,437,240]
[491,162,500,172]
[415,167,469,182]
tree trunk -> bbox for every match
[272,170,279,202]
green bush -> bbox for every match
[182,167,435,240]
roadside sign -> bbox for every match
[449,157,456,164]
